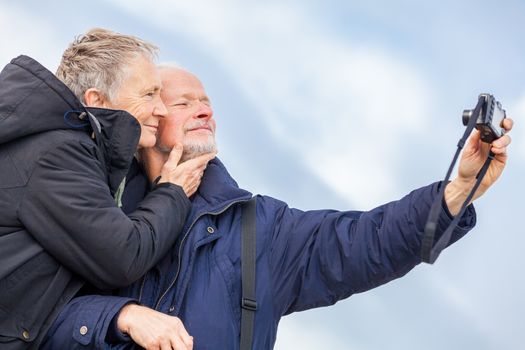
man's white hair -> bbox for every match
[157,62,186,72]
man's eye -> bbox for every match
[175,102,189,107]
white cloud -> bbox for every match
[275,316,358,350]
[511,93,525,161]
[425,274,501,349]
[0,3,63,71]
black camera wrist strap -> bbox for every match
[421,96,494,264]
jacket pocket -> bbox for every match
[0,252,71,342]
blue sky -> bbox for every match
[1,1,524,349]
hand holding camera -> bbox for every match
[422,93,514,263]
[455,94,513,205]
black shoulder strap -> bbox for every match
[240,197,257,350]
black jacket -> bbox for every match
[0,56,190,349]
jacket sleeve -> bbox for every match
[17,140,190,288]
[40,295,135,350]
[267,181,476,316]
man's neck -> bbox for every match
[139,149,170,183]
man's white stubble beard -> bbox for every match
[157,135,217,163]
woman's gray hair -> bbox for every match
[56,28,158,104]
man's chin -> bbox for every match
[181,142,217,162]
[156,139,217,162]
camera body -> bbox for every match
[462,93,506,143]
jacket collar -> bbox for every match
[85,107,140,194]
[189,158,252,217]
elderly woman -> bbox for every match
[0,28,214,350]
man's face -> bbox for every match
[157,68,216,161]
[108,55,167,148]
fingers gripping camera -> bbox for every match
[462,93,506,143]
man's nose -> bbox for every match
[194,101,213,120]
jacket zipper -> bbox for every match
[138,198,251,309]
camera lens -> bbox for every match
[462,109,473,126]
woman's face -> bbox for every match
[107,55,167,148]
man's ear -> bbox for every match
[84,88,109,108]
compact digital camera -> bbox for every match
[462,93,506,143]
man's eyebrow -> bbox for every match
[178,92,195,99]
[179,92,210,101]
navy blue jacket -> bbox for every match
[43,158,476,349]
[0,56,191,350]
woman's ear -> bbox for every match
[84,88,109,108]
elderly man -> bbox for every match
[43,65,513,350]
[0,30,214,350]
